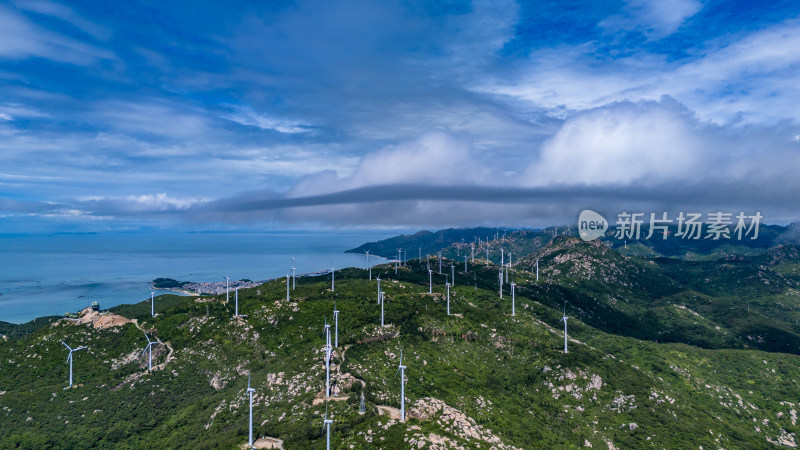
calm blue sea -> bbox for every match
[0,232,391,324]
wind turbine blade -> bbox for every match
[60,340,70,350]
[248,373,251,390]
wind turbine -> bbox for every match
[426,254,430,271]
[376,276,381,304]
[291,256,296,289]
[142,332,157,372]
[536,259,539,282]
[322,404,333,450]
[485,247,489,267]
[330,265,335,291]
[498,269,503,299]
[365,250,371,280]
[225,276,230,304]
[60,340,86,388]
[380,291,385,327]
[464,254,468,274]
[510,282,516,316]
[428,269,433,294]
[450,264,455,287]
[150,291,155,317]
[396,248,401,274]
[333,303,340,348]
[446,282,451,316]
[234,287,240,318]
[438,252,442,274]
[396,349,407,422]
[560,304,568,354]
[323,318,332,397]
[246,373,256,447]
[286,271,291,302]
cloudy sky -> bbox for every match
[1,0,799,232]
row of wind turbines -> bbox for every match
[58,330,164,389]
[59,239,568,448]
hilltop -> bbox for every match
[3,232,800,448]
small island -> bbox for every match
[151,277,190,289]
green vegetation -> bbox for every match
[2,234,800,448]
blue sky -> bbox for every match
[1,0,799,231]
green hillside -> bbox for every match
[2,243,800,448]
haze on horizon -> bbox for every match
[1,0,799,233]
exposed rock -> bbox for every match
[71,308,131,330]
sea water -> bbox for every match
[0,232,391,324]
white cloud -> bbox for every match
[122,193,201,211]
[223,107,311,134]
[13,0,111,40]
[600,0,703,38]
[0,5,114,63]
[521,98,800,189]
[476,17,800,124]
[289,131,487,197]
[522,99,704,186]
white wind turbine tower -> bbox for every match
[396,248,401,274]
[225,276,230,304]
[485,247,489,267]
[376,276,381,304]
[333,303,340,348]
[365,250,371,280]
[506,253,511,283]
[428,269,433,294]
[464,254,468,273]
[142,332,158,372]
[426,254,430,271]
[246,373,255,447]
[396,349,407,422]
[560,304,568,354]
[438,252,442,274]
[380,291,385,327]
[322,404,333,450]
[330,265,335,291]
[498,269,503,299]
[286,271,291,302]
[450,264,455,287]
[150,291,155,317]
[291,256,296,289]
[60,340,86,388]
[510,282,516,316]
[234,287,240,318]
[446,282,451,315]
[536,259,539,282]
[323,318,332,397]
